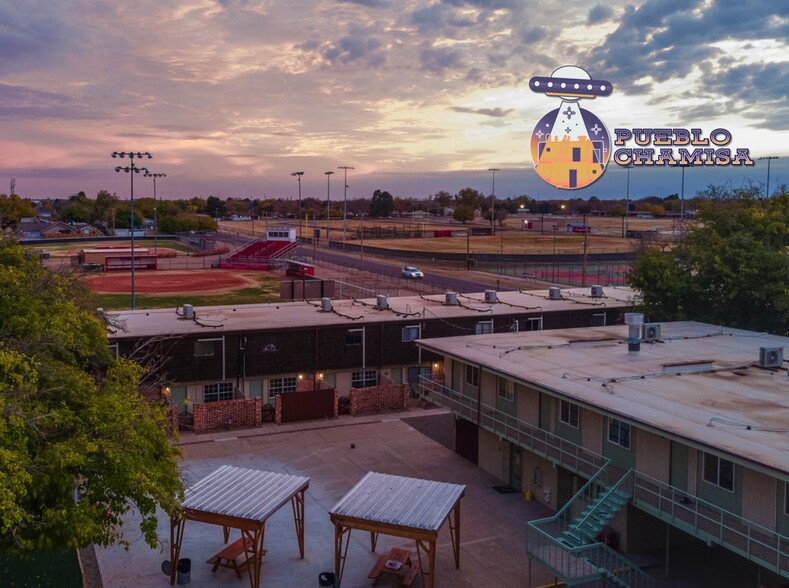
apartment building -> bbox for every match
[416,319,789,586]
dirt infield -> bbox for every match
[85,269,263,294]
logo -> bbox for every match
[529,66,613,190]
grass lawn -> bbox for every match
[0,550,82,588]
[91,278,282,310]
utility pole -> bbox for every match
[488,168,500,235]
[338,165,353,250]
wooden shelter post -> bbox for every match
[168,517,185,586]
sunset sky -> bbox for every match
[1,0,787,202]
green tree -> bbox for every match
[453,204,475,224]
[627,192,789,334]
[0,239,182,552]
[0,195,37,230]
[369,189,394,217]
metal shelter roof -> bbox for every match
[330,471,465,531]
[183,464,310,523]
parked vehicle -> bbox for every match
[401,266,424,279]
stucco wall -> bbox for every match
[741,467,776,529]
[581,409,604,455]
[516,383,540,425]
[478,428,507,481]
[636,430,670,482]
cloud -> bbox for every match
[419,44,466,74]
[450,106,513,117]
[587,4,614,24]
[322,32,387,67]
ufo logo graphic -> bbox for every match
[529,66,613,190]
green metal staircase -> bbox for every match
[527,466,655,588]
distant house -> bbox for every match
[17,219,101,239]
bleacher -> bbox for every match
[219,238,299,270]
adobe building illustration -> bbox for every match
[530,66,613,189]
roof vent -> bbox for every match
[320,297,333,312]
[590,285,604,298]
[548,287,562,300]
[759,346,783,368]
[445,291,458,305]
[183,304,195,320]
[376,294,388,310]
[484,290,498,303]
[642,323,661,342]
[625,312,644,352]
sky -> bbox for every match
[1,0,787,203]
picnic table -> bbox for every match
[207,535,267,579]
[367,547,420,585]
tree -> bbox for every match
[369,189,394,217]
[0,195,37,231]
[0,239,182,552]
[453,204,475,224]
[627,192,789,334]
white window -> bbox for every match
[703,453,734,492]
[465,364,479,387]
[269,377,297,395]
[352,370,378,388]
[497,377,514,402]
[475,320,493,335]
[203,381,233,403]
[526,317,543,331]
[608,418,631,449]
[402,325,421,342]
[591,312,606,327]
[194,339,216,357]
[560,400,579,428]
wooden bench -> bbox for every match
[206,537,266,579]
[367,548,419,585]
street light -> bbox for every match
[488,168,500,235]
[112,151,151,310]
[291,171,304,242]
[338,165,354,250]
[144,171,166,257]
[324,171,334,244]
[623,163,633,238]
[758,156,779,199]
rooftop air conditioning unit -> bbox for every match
[642,323,661,342]
[183,304,195,320]
[484,290,498,303]
[320,297,333,312]
[548,287,562,300]
[590,285,604,298]
[759,346,784,368]
[376,294,388,310]
[445,291,458,305]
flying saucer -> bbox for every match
[530,65,612,100]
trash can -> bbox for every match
[177,558,191,585]
[318,571,338,587]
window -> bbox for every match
[465,364,479,387]
[526,317,543,331]
[785,482,789,515]
[608,418,631,449]
[346,330,362,346]
[572,147,581,162]
[194,339,216,357]
[560,400,579,428]
[352,369,378,388]
[497,377,514,402]
[703,453,734,492]
[402,325,420,342]
[476,320,493,335]
[591,313,606,327]
[269,377,297,395]
[203,381,233,403]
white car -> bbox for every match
[401,266,424,279]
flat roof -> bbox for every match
[183,465,309,522]
[416,321,789,477]
[106,286,635,339]
[330,471,465,531]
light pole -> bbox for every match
[623,163,633,238]
[338,165,354,250]
[144,171,166,257]
[112,151,151,310]
[759,156,779,199]
[488,168,500,235]
[552,224,559,283]
[291,171,304,242]
[679,162,692,237]
[324,171,334,245]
